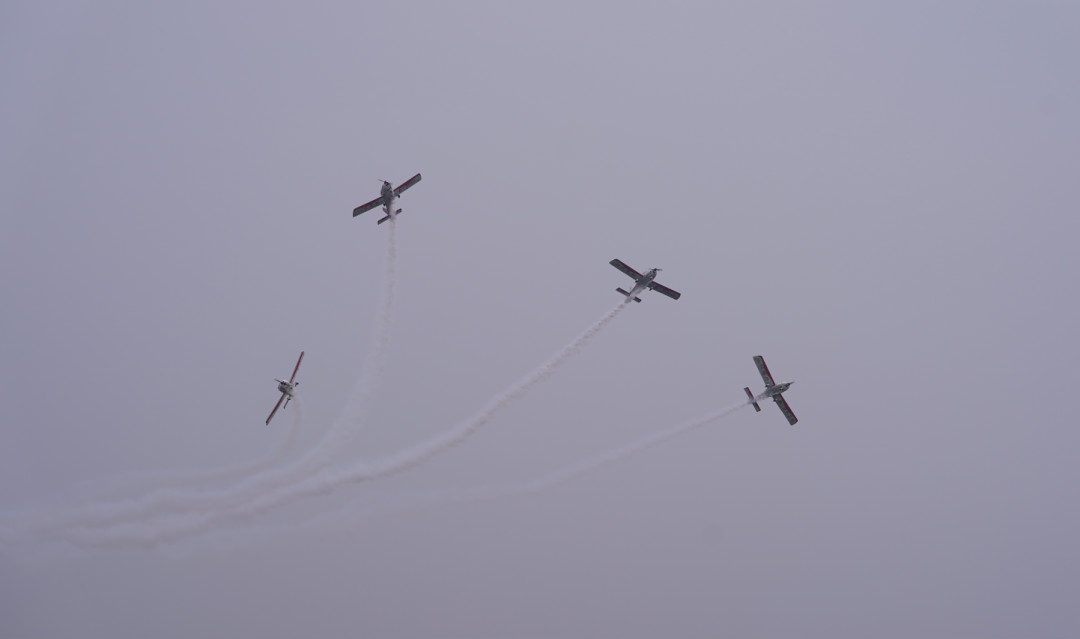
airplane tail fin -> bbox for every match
[744,387,761,412]
[616,288,642,303]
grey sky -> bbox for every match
[3,2,1079,637]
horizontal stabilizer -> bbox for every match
[744,387,761,412]
[616,288,642,302]
[377,211,402,225]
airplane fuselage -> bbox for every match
[626,268,659,300]
[380,182,396,213]
[755,381,792,402]
[276,379,295,397]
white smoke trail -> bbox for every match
[359,300,631,478]
[17,398,306,541]
[370,218,397,390]
[221,215,399,496]
[171,399,753,552]
[70,394,307,498]
[184,396,303,483]
[201,396,304,483]
[451,399,750,504]
[14,223,402,545]
[65,302,629,547]
[307,215,398,453]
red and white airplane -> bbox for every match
[266,351,304,425]
[352,173,422,225]
[744,355,798,425]
[609,258,681,303]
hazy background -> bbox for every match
[3,2,1079,637]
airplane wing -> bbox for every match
[609,259,642,280]
[266,393,286,425]
[753,355,776,387]
[288,351,304,384]
[353,196,384,217]
[648,281,681,300]
[773,394,798,425]
[393,173,422,196]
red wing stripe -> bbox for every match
[393,173,422,195]
[353,197,383,216]
[609,259,643,280]
[649,282,681,300]
[266,393,286,425]
[289,351,304,383]
[774,395,798,425]
[754,355,775,387]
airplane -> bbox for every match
[744,355,798,425]
[352,173,422,225]
[608,258,681,303]
[266,351,304,426]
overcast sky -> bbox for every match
[3,2,1079,637]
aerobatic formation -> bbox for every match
[273,172,798,428]
[3,169,803,550]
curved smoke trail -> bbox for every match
[321,215,398,446]
[65,302,629,547]
[175,399,752,550]
[449,399,750,504]
[19,399,305,539]
[311,400,750,526]
[102,392,307,494]
[16,222,401,545]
